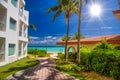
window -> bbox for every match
[8,44,15,56]
[9,18,16,30]
[11,0,17,7]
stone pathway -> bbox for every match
[6,57,77,80]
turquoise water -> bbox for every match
[28,46,65,52]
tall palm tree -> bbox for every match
[77,0,90,64]
[46,0,78,61]
[28,24,37,40]
[118,0,120,8]
[72,32,85,39]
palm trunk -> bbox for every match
[77,0,82,64]
[65,16,70,61]
[119,0,120,8]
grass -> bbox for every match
[62,71,90,80]
[0,55,39,80]
[54,59,115,80]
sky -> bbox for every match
[25,0,120,46]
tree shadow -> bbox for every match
[6,58,76,80]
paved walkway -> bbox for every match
[6,58,77,80]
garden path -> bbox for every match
[6,57,77,80]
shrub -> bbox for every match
[28,49,47,57]
[58,52,64,59]
[71,65,84,73]
[80,47,92,70]
[94,40,113,50]
[68,52,77,62]
[80,41,120,79]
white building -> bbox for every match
[0,0,29,66]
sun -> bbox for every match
[90,4,102,16]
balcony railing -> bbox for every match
[19,31,27,38]
[0,51,5,62]
[19,10,28,22]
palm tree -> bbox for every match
[77,0,90,64]
[61,35,71,41]
[46,0,78,61]
[72,32,85,39]
[118,0,120,8]
[28,24,37,40]
[29,24,37,31]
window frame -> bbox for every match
[8,44,15,56]
[9,18,16,30]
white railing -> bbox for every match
[0,51,5,62]
[19,9,28,22]
[19,31,27,38]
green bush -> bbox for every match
[80,47,92,70]
[68,52,77,62]
[80,41,120,79]
[28,49,47,57]
[58,52,64,59]
[71,65,84,73]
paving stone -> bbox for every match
[6,58,77,80]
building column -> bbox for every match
[22,24,24,37]
[21,42,23,57]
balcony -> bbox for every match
[19,9,29,24]
[0,4,7,32]
[0,51,5,63]
[0,0,8,8]
[0,38,5,64]
[0,22,5,31]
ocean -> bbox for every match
[28,46,65,52]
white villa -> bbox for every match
[0,0,29,66]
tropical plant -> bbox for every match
[61,35,71,41]
[72,32,85,40]
[46,0,79,61]
[28,24,37,40]
[118,0,120,8]
[29,24,37,31]
[76,0,90,64]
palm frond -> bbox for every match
[29,24,37,31]
[51,9,62,22]
[46,6,58,14]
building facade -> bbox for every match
[57,34,120,53]
[0,0,29,66]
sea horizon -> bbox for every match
[28,46,65,52]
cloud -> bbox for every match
[30,36,39,40]
[45,36,53,39]
[29,36,61,46]
[101,27,112,29]
[52,37,57,40]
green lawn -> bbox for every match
[62,71,90,80]
[0,56,39,80]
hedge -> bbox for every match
[80,41,120,79]
[28,49,47,57]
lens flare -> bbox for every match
[90,4,101,16]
